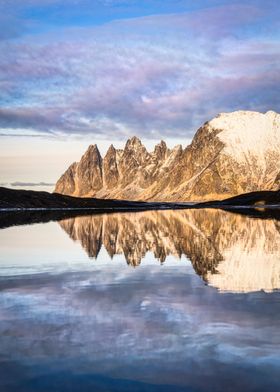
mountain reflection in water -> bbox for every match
[59,209,280,293]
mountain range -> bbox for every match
[56,110,279,201]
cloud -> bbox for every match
[10,181,55,186]
[0,2,279,140]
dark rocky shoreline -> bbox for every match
[0,186,189,210]
[1,187,280,229]
[1,186,280,210]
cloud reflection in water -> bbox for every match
[0,209,280,391]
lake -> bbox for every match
[0,208,280,391]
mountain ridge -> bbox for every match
[55,110,280,201]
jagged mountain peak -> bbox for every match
[123,136,149,167]
[158,140,167,148]
[105,144,116,156]
[85,143,99,152]
[82,144,102,160]
[171,144,183,152]
[154,140,167,150]
[125,136,142,149]
[153,140,168,159]
[55,110,280,201]
[108,143,116,150]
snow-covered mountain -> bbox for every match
[55,110,280,201]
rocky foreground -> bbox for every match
[55,110,280,201]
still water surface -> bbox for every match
[0,209,280,391]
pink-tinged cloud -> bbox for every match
[0,2,279,139]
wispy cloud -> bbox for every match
[0,1,279,140]
[10,181,55,186]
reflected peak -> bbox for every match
[59,209,280,293]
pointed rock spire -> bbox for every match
[154,140,167,159]
[54,162,77,195]
[125,136,142,150]
[82,144,102,161]
[103,143,119,189]
[76,144,103,196]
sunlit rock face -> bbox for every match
[55,110,280,201]
[59,209,280,293]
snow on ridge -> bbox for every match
[208,110,280,162]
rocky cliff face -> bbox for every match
[55,110,280,201]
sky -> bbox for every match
[0,0,279,188]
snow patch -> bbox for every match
[209,110,280,163]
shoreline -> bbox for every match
[1,186,280,218]
[1,203,280,212]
